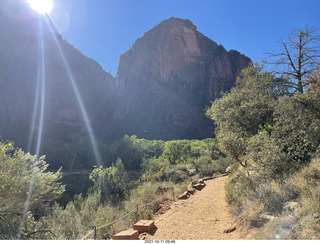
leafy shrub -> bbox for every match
[225,168,257,215]
[193,154,215,177]
[0,142,65,239]
[193,154,232,177]
[274,157,320,239]
[164,164,194,183]
[247,131,289,183]
[39,191,117,240]
[89,158,130,205]
[140,156,171,182]
[263,191,284,215]
[289,157,320,213]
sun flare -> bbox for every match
[27,0,53,14]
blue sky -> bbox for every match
[49,0,320,76]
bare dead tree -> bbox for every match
[267,26,320,93]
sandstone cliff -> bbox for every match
[0,2,251,170]
[115,17,251,139]
[0,1,116,167]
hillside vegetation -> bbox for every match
[0,137,232,239]
[1,26,320,240]
[207,62,320,239]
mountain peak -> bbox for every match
[116,17,251,140]
[0,9,251,169]
[158,17,197,30]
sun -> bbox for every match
[27,0,53,14]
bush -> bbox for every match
[225,167,257,215]
[140,156,171,182]
[193,154,232,177]
[89,158,130,205]
[164,164,195,183]
[290,157,320,213]
[275,157,320,239]
[39,191,117,240]
[247,131,289,183]
[125,181,176,221]
[263,190,284,215]
[0,142,65,239]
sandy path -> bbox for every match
[144,176,254,240]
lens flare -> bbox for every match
[18,12,103,238]
[18,19,46,239]
[43,15,102,165]
[27,0,53,14]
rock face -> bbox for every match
[0,2,251,170]
[0,0,116,167]
[115,17,251,139]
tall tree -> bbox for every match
[0,142,65,239]
[206,64,287,168]
[89,158,130,205]
[267,26,320,93]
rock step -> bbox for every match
[133,220,155,233]
[112,229,139,240]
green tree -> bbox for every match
[163,140,191,164]
[115,135,145,170]
[140,156,171,182]
[246,131,288,182]
[272,87,320,167]
[0,142,65,239]
[89,158,130,205]
[206,64,285,168]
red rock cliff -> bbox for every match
[115,17,251,139]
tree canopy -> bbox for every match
[0,142,65,239]
[207,62,320,182]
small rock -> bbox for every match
[139,233,147,240]
[260,214,276,221]
[193,183,206,191]
[178,191,189,200]
[187,187,195,195]
[223,226,236,233]
[225,166,232,174]
[198,179,205,184]
[284,202,300,212]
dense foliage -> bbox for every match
[0,142,65,239]
[0,136,230,240]
[207,63,320,239]
[89,158,130,205]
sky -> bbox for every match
[48,0,320,76]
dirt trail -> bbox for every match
[144,176,255,240]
